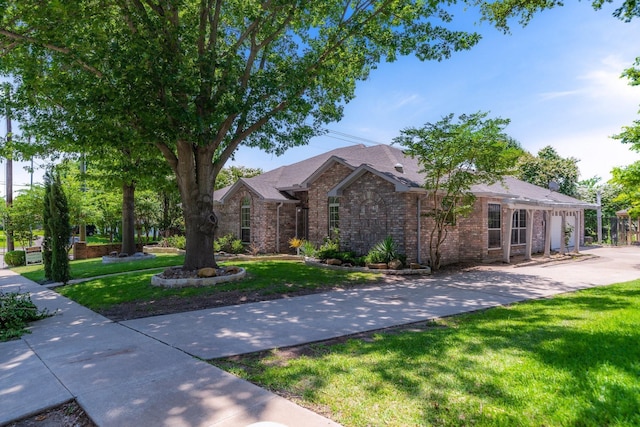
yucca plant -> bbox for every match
[365,236,398,264]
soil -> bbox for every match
[7,401,95,427]
[13,252,588,426]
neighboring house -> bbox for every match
[213,144,596,266]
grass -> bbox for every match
[53,260,381,310]
[12,253,185,283]
[211,281,640,427]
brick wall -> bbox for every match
[306,162,354,245]
[73,242,146,260]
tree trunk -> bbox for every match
[173,141,218,270]
[121,183,136,255]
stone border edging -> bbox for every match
[102,253,157,264]
[304,258,431,275]
[150,268,246,288]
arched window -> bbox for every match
[240,197,251,243]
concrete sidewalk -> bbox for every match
[2,245,640,426]
[0,272,338,427]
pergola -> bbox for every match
[501,198,596,263]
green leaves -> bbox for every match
[515,146,580,197]
[394,111,520,269]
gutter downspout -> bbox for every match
[276,202,283,253]
[417,196,422,264]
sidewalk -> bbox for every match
[2,246,640,426]
[0,272,338,427]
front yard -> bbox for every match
[14,258,382,320]
[212,281,640,427]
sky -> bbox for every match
[1,1,639,196]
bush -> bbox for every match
[1,291,50,341]
[166,235,186,250]
[365,236,401,265]
[214,233,244,254]
[300,240,316,257]
[230,239,245,254]
[5,250,26,267]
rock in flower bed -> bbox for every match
[151,265,246,288]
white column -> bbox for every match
[503,208,514,263]
[525,209,535,260]
[544,210,552,258]
[573,209,581,254]
[560,211,567,254]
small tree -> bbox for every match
[43,170,71,283]
[395,112,521,270]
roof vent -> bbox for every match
[548,181,559,192]
[394,163,404,173]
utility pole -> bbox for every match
[4,85,14,252]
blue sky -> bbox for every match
[230,1,640,184]
[1,1,640,195]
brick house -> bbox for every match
[213,144,595,266]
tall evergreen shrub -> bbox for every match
[43,170,71,283]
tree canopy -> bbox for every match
[515,146,580,197]
[0,0,490,270]
[394,111,521,270]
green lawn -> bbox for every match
[12,253,185,283]
[212,282,640,427]
[54,260,381,310]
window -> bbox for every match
[511,209,527,245]
[328,197,339,237]
[240,197,250,243]
[488,203,501,248]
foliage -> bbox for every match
[214,233,244,254]
[4,186,44,248]
[213,281,640,426]
[215,166,264,190]
[0,0,488,271]
[577,176,625,240]
[0,291,50,341]
[43,170,71,284]
[515,146,580,197]
[365,236,400,265]
[396,111,521,270]
[163,235,186,250]
[300,240,317,258]
[4,250,25,267]
[609,162,640,217]
[288,237,303,249]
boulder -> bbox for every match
[367,263,388,269]
[110,251,119,257]
[388,259,403,270]
[410,263,423,269]
[326,258,343,266]
[118,252,129,258]
[197,267,218,278]
[225,266,241,275]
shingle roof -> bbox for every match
[214,144,594,208]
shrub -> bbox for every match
[215,233,236,253]
[0,291,50,341]
[166,235,186,250]
[5,250,26,267]
[230,238,245,254]
[300,240,316,257]
[365,236,400,265]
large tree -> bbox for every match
[0,1,486,270]
[394,111,521,270]
[515,146,580,197]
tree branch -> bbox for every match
[0,29,104,77]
